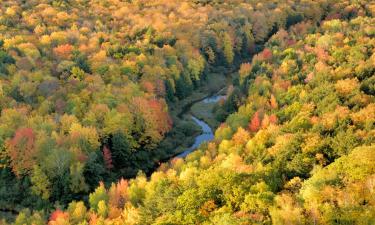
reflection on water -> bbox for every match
[202,95,226,103]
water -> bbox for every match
[176,116,214,158]
[176,94,224,158]
[202,95,226,103]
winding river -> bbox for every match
[176,95,226,158]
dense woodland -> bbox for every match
[0,0,374,224]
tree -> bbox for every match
[300,146,375,223]
[165,79,175,102]
[83,152,106,188]
[270,194,304,225]
[6,128,37,176]
[232,127,250,146]
[14,209,45,225]
[239,63,252,85]
[103,146,114,170]
[187,54,205,81]
[31,165,51,200]
[175,72,193,99]
[335,78,359,96]
[249,111,261,132]
[97,200,108,218]
[69,162,89,194]
[69,123,100,153]
[261,48,273,61]
[103,109,133,137]
[270,94,278,109]
[261,114,270,128]
[199,200,217,217]
[108,178,129,208]
[89,182,108,212]
[131,97,172,148]
[269,114,278,125]
[0,50,15,75]
[111,132,132,168]
[222,32,234,64]
[53,44,73,60]
[72,50,91,73]
[67,201,87,224]
[141,81,155,94]
[205,47,215,64]
[48,210,69,225]
[70,66,85,81]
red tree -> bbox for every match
[7,128,37,176]
[148,99,173,135]
[53,44,73,60]
[269,114,278,124]
[49,209,69,224]
[261,48,273,61]
[141,81,155,94]
[103,145,114,170]
[109,178,129,208]
[132,97,172,144]
[249,111,261,132]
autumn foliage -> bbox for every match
[249,111,261,132]
[103,146,114,170]
[261,48,273,61]
[7,128,36,176]
[42,12,375,225]
[53,44,73,60]
[48,210,69,225]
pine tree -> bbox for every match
[111,132,132,168]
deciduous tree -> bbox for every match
[6,127,37,176]
[249,111,261,132]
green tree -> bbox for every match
[111,131,133,169]
[70,66,85,81]
[222,32,234,65]
[69,162,89,193]
[89,183,108,212]
[97,200,108,218]
[30,165,51,200]
[67,201,87,224]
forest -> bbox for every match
[0,0,374,224]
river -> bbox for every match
[175,95,226,158]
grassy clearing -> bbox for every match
[190,101,219,128]
[160,72,228,156]
[189,72,228,129]
[169,72,227,117]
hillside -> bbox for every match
[45,7,374,225]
